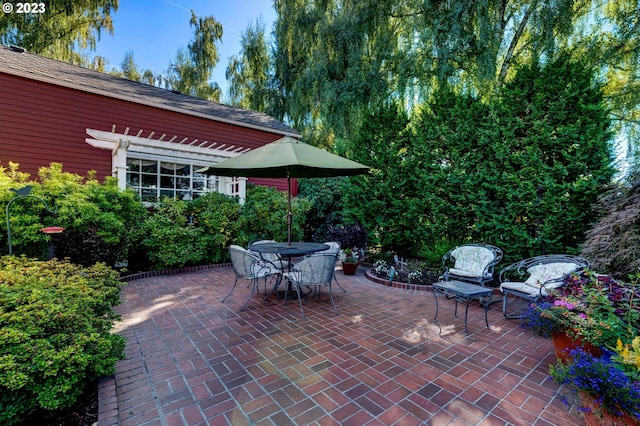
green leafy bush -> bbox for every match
[140,191,244,269]
[0,256,125,425]
[237,185,312,245]
[298,177,346,242]
[140,197,212,269]
[1,163,147,267]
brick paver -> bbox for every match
[98,266,585,425]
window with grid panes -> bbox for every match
[126,158,219,202]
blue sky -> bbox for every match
[94,0,277,97]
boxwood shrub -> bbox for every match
[0,256,125,424]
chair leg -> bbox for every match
[222,277,239,303]
[263,275,283,301]
[333,274,347,293]
[502,292,533,319]
[328,283,339,315]
[294,283,307,320]
[240,278,258,311]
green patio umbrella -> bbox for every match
[203,136,369,244]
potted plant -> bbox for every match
[341,248,359,275]
[520,270,640,361]
[520,299,603,361]
[550,348,640,425]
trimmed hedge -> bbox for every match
[0,256,125,424]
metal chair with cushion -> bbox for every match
[499,254,589,318]
[320,241,347,293]
[283,252,339,320]
[441,243,504,287]
[223,245,282,311]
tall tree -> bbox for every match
[272,0,640,172]
[272,0,397,141]
[164,11,223,101]
[119,50,141,81]
[0,0,118,65]
[226,18,272,112]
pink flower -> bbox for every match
[554,300,575,310]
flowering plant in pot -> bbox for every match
[550,348,640,425]
[520,271,639,358]
[341,248,360,275]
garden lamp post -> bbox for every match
[5,186,60,255]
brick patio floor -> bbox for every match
[97,266,585,425]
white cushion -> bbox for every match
[251,262,280,278]
[523,263,577,288]
[448,268,480,278]
[500,281,546,296]
[451,246,495,278]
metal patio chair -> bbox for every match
[249,239,291,271]
[222,245,282,311]
[441,243,504,287]
[320,241,347,293]
[283,252,339,320]
[499,254,589,319]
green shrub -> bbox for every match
[237,185,312,245]
[140,197,211,269]
[140,192,243,269]
[0,163,147,267]
[190,191,243,263]
[0,256,125,425]
[298,177,346,242]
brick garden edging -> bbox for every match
[363,266,434,293]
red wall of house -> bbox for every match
[0,73,294,193]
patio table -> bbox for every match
[249,242,329,299]
[432,280,493,335]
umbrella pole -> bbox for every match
[287,172,292,246]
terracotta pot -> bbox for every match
[551,331,603,362]
[342,262,358,275]
[581,393,640,426]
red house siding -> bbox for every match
[0,73,294,193]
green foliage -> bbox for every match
[164,11,223,101]
[226,18,272,111]
[140,197,208,269]
[237,185,312,246]
[0,256,125,424]
[0,163,148,264]
[139,192,242,269]
[417,237,467,267]
[27,164,146,267]
[342,101,425,255]
[340,54,614,261]
[189,191,243,264]
[298,177,345,242]
[0,0,118,65]
[481,54,615,260]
